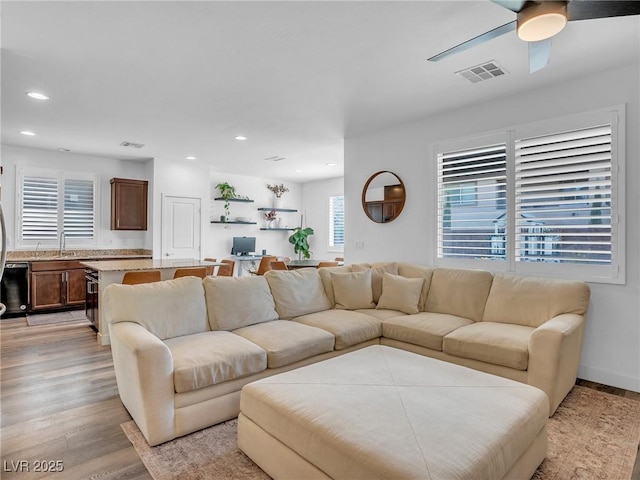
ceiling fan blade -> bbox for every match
[491,0,528,13]
[427,21,516,62]
[528,38,552,73]
[567,0,640,21]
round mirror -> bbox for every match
[361,171,406,223]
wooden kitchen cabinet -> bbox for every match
[110,178,148,230]
[30,260,86,312]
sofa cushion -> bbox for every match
[233,320,335,369]
[483,273,591,327]
[203,276,278,331]
[318,265,353,307]
[103,276,208,340]
[355,308,407,321]
[265,268,331,319]
[425,267,494,322]
[382,312,474,351]
[294,310,381,350]
[376,273,424,315]
[443,322,534,371]
[397,263,434,311]
[352,262,398,303]
[164,331,267,393]
[331,270,376,310]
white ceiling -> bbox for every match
[2,1,638,183]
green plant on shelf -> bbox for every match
[215,182,237,221]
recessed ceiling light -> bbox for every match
[234,135,248,141]
[186,156,196,160]
[20,130,36,136]
[57,148,70,152]
[326,162,337,167]
[27,92,49,100]
[295,169,303,173]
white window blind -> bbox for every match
[329,195,345,249]
[515,125,612,265]
[21,175,59,241]
[437,143,507,260]
[18,168,98,247]
[64,178,95,239]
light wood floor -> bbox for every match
[1,316,639,480]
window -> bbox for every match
[435,107,624,283]
[17,167,98,247]
[329,195,344,250]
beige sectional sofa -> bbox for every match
[103,263,590,446]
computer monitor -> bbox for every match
[231,236,256,256]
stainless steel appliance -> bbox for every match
[1,262,29,317]
[85,269,98,331]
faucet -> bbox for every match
[59,233,66,256]
[35,241,41,259]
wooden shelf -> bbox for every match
[260,228,294,231]
[257,207,298,212]
[211,221,257,225]
[213,197,254,203]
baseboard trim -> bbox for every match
[578,365,640,393]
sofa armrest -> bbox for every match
[528,313,585,416]
[110,321,175,446]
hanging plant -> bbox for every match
[215,182,237,221]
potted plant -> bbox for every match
[288,226,314,260]
[215,182,236,222]
[267,183,289,208]
[264,209,277,229]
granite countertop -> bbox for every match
[7,249,152,262]
[80,258,219,272]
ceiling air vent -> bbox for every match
[265,156,286,162]
[456,61,508,84]
[120,141,145,149]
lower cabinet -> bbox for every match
[30,261,86,312]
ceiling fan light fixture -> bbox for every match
[517,1,567,42]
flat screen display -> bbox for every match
[231,236,256,256]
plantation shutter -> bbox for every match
[515,124,612,265]
[64,178,95,238]
[437,143,507,260]
[329,195,345,248]
[21,175,59,240]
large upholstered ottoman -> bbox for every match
[238,345,548,480]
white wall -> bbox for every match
[206,172,303,262]
[302,176,344,261]
[344,63,640,392]
[1,144,152,250]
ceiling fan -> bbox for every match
[428,1,640,73]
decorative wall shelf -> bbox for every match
[211,221,257,225]
[259,227,294,231]
[257,207,298,213]
[214,197,254,203]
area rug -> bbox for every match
[26,309,89,326]
[122,385,640,480]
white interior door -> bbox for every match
[162,195,202,259]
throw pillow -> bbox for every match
[376,272,424,314]
[264,268,331,319]
[330,270,376,310]
[352,262,398,303]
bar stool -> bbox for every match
[317,261,339,268]
[204,258,217,276]
[249,256,277,275]
[269,260,289,270]
[122,270,162,285]
[173,267,207,279]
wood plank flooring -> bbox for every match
[1,315,639,480]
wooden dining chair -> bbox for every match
[334,257,344,262]
[249,256,277,275]
[173,267,207,279]
[122,270,162,285]
[269,260,289,270]
[217,259,235,277]
[204,258,217,276]
[317,261,339,268]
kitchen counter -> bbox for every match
[80,258,215,272]
[7,249,152,262]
